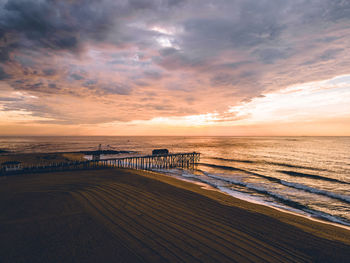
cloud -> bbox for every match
[319,48,343,61]
[100,83,132,95]
[1,0,350,129]
[142,70,166,80]
[0,47,10,61]
[254,48,293,64]
[42,68,56,76]
[0,96,21,101]
[70,74,84,81]
[210,73,235,87]
[0,66,10,79]
[0,0,187,55]
[0,0,113,52]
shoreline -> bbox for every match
[155,170,350,231]
[133,169,350,244]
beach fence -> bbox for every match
[0,152,200,176]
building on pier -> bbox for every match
[152,149,169,155]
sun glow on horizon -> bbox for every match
[116,74,350,128]
[228,75,350,125]
[1,74,350,135]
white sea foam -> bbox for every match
[180,170,350,227]
[280,180,350,203]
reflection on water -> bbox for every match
[1,136,349,226]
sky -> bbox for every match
[0,0,349,136]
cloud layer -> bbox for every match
[0,0,350,133]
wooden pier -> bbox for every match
[103,152,200,170]
[0,152,200,175]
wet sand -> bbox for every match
[1,168,350,262]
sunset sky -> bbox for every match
[0,0,349,135]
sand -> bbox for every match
[1,168,350,262]
[0,152,85,166]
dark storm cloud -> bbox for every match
[0,0,114,52]
[0,0,345,69]
[0,0,349,65]
[0,0,186,54]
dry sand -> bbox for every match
[0,168,350,262]
[0,152,85,166]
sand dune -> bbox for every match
[1,168,350,262]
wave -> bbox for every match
[277,170,349,185]
[209,157,327,171]
[200,163,245,172]
[203,172,308,209]
[157,168,350,226]
[280,181,350,204]
[200,171,350,226]
[200,163,282,183]
[199,163,350,204]
[210,157,254,164]
[200,163,350,185]
[172,169,299,208]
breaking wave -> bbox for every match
[200,163,349,185]
[175,169,350,226]
[278,170,349,185]
[209,157,327,171]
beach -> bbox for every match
[1,168,350,262]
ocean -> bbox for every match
[1,136,349,227]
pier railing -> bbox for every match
[0,152,200,175]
